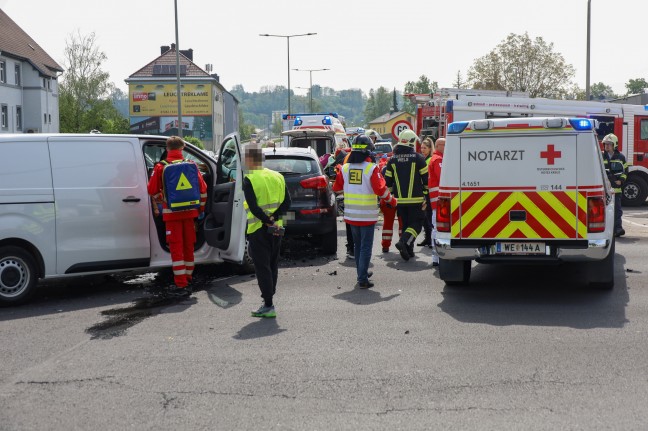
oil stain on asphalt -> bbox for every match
[85,295,190,340]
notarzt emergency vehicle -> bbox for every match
[435,117,615,289]
[406,90,648,207]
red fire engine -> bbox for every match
[406,89,648,206]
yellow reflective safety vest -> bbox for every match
[342,161,378,222]
[244,168,286,234]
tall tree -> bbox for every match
[364,87,392,123]
[403,75,438,113]
[453,70,465,89]
[392,88,398,112]
[625,78,648,95]
[59,31,128,133]
[467,32,575,98]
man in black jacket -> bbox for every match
[384,129,429,261]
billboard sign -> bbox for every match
[129,83,212,116]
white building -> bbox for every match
[0,9,63,133]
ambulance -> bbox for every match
[435,117,615,289]
[281,113,348,157]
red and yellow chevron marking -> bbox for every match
[451,191,587,239]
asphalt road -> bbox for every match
[1,206,647,430]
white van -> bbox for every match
[435,117,615,289]
[0,133,248,305]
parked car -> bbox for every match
[262,147,337,254]
[0,133,248,305]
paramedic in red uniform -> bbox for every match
[147,136,207,296]
[428,137,445,267]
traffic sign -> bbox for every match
[392,120,413,140]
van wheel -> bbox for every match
[0,246,38,306]
[439,259,471,286]
[621,176,648,207]
[588,238,615,290]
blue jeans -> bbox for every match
[350,224,375,283]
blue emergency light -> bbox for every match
[322,116,332,125]
[293,117,303,126]
[568,118,593,130]
[447,121,469,134]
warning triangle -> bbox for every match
[176,173,193,190]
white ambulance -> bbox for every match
[435,117,615,289]
[281,113,348,157]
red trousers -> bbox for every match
[165,218,196,287]
[380,200,402,249]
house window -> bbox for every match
[44,113,47,124]
[1,105,8,129]
[14,65,21,86]
[0,61,6,83]
[16,106,22,130]
[48,114,51,124]
[43,78,46,88]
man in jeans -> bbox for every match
[332,135,397,288]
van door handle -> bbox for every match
[122,196,141,202]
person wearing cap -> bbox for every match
[602,133,628,237]
[384,129,429,261]
[332,135,397,288]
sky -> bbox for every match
[2,0,646,97]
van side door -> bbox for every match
[48,137,150,274]
[203,133,246,263]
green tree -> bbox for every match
[403,75,438,113]
[467,33,575,98]
[183,136,204,149]
[59,31,128,133]
[453,70,465,89]
[364,87,392,123]
[625,78,648,95]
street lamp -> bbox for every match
[293,68,330,113]
[174,0,182,137]
[259,33,317,115]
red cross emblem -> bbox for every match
[540,144,562,165]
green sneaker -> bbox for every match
[251,305,276,318]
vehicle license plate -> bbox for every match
[495,242,545,255]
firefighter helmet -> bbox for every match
[602,133,618,149]
[397,129,419,148]
[352,135,375,152]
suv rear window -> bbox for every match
[374,143,392,153]
[265,155,321,175]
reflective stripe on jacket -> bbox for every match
[244,168,286,234]
[602,150,628,193]
[342,162,379,222]
[384,151,428,205]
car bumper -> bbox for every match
[284,209,337,236]
[434,238,612,262]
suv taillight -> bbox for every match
[437,197,451,232]
[300,175,328,189]
[587,196,606,233]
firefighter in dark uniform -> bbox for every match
[384,129,429,261]
[243,144,292,318]
[602,133,629,237]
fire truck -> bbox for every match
[406,89,648,206]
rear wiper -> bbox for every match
[278,171,301,175]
